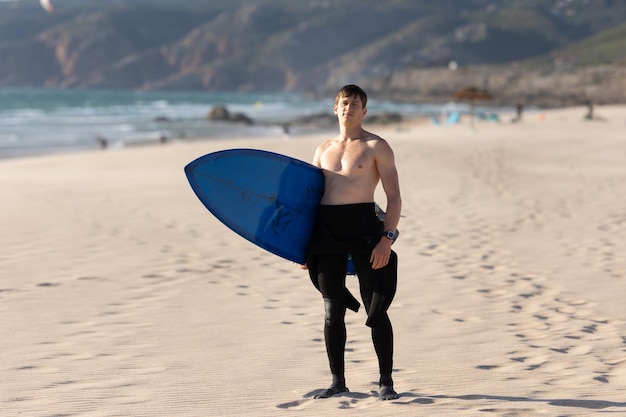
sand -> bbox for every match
[1,105,626,416]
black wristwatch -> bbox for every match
[383,230,396,240]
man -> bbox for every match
[305,84,401,401]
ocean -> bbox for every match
[0,88,483,159]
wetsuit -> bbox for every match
[306,203,397,390]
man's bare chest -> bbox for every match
[321,142,374,174]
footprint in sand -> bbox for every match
[36,282,60,287]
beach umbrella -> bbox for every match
[453,86,493,127]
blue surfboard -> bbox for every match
[184,149,324,265]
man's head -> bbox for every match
[333,85,368,128]
[334,84,367,109]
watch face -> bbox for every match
[386,231,395,239]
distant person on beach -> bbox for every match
[95,135,108,149]
[513,102,524,123]
[280,123,290,140]
[584,99,594,120]
[303,85,402,400]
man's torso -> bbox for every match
[317,134,381,205]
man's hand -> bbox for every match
[370,238,393,270]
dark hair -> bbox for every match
[335,84,367,108]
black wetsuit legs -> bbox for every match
[316,253,349,378]
[352,251,396,376]
[312,250,397,380]
[307,203,398,396]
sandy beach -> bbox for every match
[1,105,626,416]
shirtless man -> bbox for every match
[305,85,401,400]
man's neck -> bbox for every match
[338,125,365,142]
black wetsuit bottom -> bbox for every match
[307,203,397,380]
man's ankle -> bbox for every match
[379,374,393,387]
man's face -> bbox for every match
[334,94,367,126]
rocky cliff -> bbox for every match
[0,0,625,106]
[359,63,626,108]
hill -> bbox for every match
[0,0,625,106]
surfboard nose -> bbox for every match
[185,148,325,265]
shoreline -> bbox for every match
[3,103,620,163]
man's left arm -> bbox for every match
[370,139,402,269]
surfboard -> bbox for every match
[184,148,324,265]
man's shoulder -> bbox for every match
[364,132,390,150]
[360,129,383,142]
[365,134,395,163]
[318,137,339,150]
